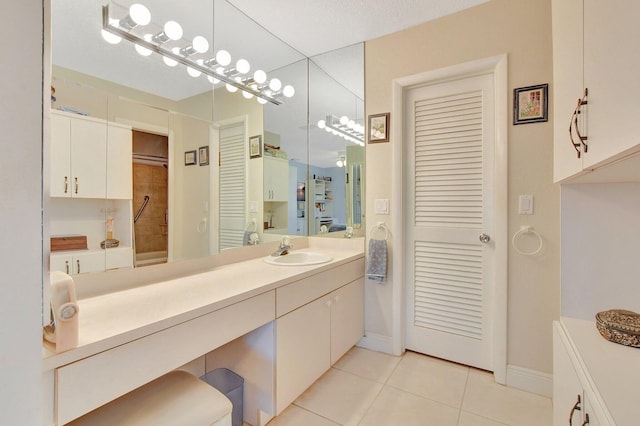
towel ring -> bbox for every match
[245,219,257,232]
[512,225,543,256]
[369,222,389,240]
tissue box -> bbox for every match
[51,235,87,252]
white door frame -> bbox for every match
[390,54,508,383]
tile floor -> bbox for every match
[266,347,552,426]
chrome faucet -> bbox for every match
[271,235,293,256]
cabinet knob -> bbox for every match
[479,233,491,244]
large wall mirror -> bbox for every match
[49,0,364,280]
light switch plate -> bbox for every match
[518,195,533,215]
[248,201,258,213]
[374,199,390,215]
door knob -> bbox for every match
[479,233,491,244]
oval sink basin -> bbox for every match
[264,251,333,266]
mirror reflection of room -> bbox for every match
[48,0,364,279]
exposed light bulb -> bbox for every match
[257,97,268,105]
[192,36,209,53]
[242,90,254,99]
[317,120,326,129]
[347,120,355,129]
[187,59,203,77]
[268,78,282,91]
[225,83,238,93]
[253,70,267,84]
[283,85,295,98]
[215,50,232,66]
[207,75,220,84]
[164,21,183,41]
[324,127,331,132]
[129,4,151,26]
[134,34,153,56]
[101,19,122,44]
[162,47,180,66]
[336,159,344,167]
[340,116,349,125]
[236,59,250,74]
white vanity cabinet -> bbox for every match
[263,156,289,201]
[275,258,365,414]
[552,0,640,183]
[553,322,603,426]
[50,250,105,276]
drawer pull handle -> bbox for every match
[65,260,69,275]
[76,259,80,274]
[582,413,589,425]
[75,177,79,194]
[64,176,68,193]
[569,394,581,425]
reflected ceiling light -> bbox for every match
[317,115,365,145]
[336,155,346,168]
[101,3,294,106]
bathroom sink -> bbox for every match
[264,251,333,266]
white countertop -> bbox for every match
[43,240,364,371]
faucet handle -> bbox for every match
[281,235,291,247]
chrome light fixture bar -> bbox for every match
[317,115,365,145]
[101,4,294,105]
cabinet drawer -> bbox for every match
[55,291,275,425]
[275,257,364,317]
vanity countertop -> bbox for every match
[43,239,364,371]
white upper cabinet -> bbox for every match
[263,156,289,201]
[553,0,640,182]
[51,111,107,198]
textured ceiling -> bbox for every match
[226,0,490,57]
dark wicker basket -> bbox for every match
[595,309,640,348]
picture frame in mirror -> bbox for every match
[199,146,209,166]
[184,150,197,166]
[249,135,263,158]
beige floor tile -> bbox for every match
[462,369,552,426]
[332,346,402,383]
[457,411,509,426]
[359,386,459,426]
[386,351,469,408]
[265,405,339,426]
[293,368,383,426]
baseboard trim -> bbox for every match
[357,332,395,354]
[506,364,552,397]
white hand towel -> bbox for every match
[366,239,387,283]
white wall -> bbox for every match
[364,0,560,376]
[0,0,44,423]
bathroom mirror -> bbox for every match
[48,0,363,278]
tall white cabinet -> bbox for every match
[552,2,640,424]
[49,110,133,275]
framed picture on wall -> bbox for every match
[513,84,548,125]
[199,146,209,166]
[184,150,197,166]
[249,135,262,158]
[368,112,390,143]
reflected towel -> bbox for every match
[366,239,387,283]
[243,230,252,246]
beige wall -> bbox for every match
[364,0,560,375]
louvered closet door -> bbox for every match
[219,123,247,250]
[405,73,495,371]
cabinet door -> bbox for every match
[553,323,584,426]
[264,157,289,201]
[106,124,132,199]
[276,297,330,414]
[50,114,72,198]
[70,118,107,198]
[552,0,585,182]
[50,254,73,275]
[330,279,364,364]
[582,0,640,169]
[73,251,105,275]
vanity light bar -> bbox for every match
[101,4,290,106]
[318,115,365,145]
